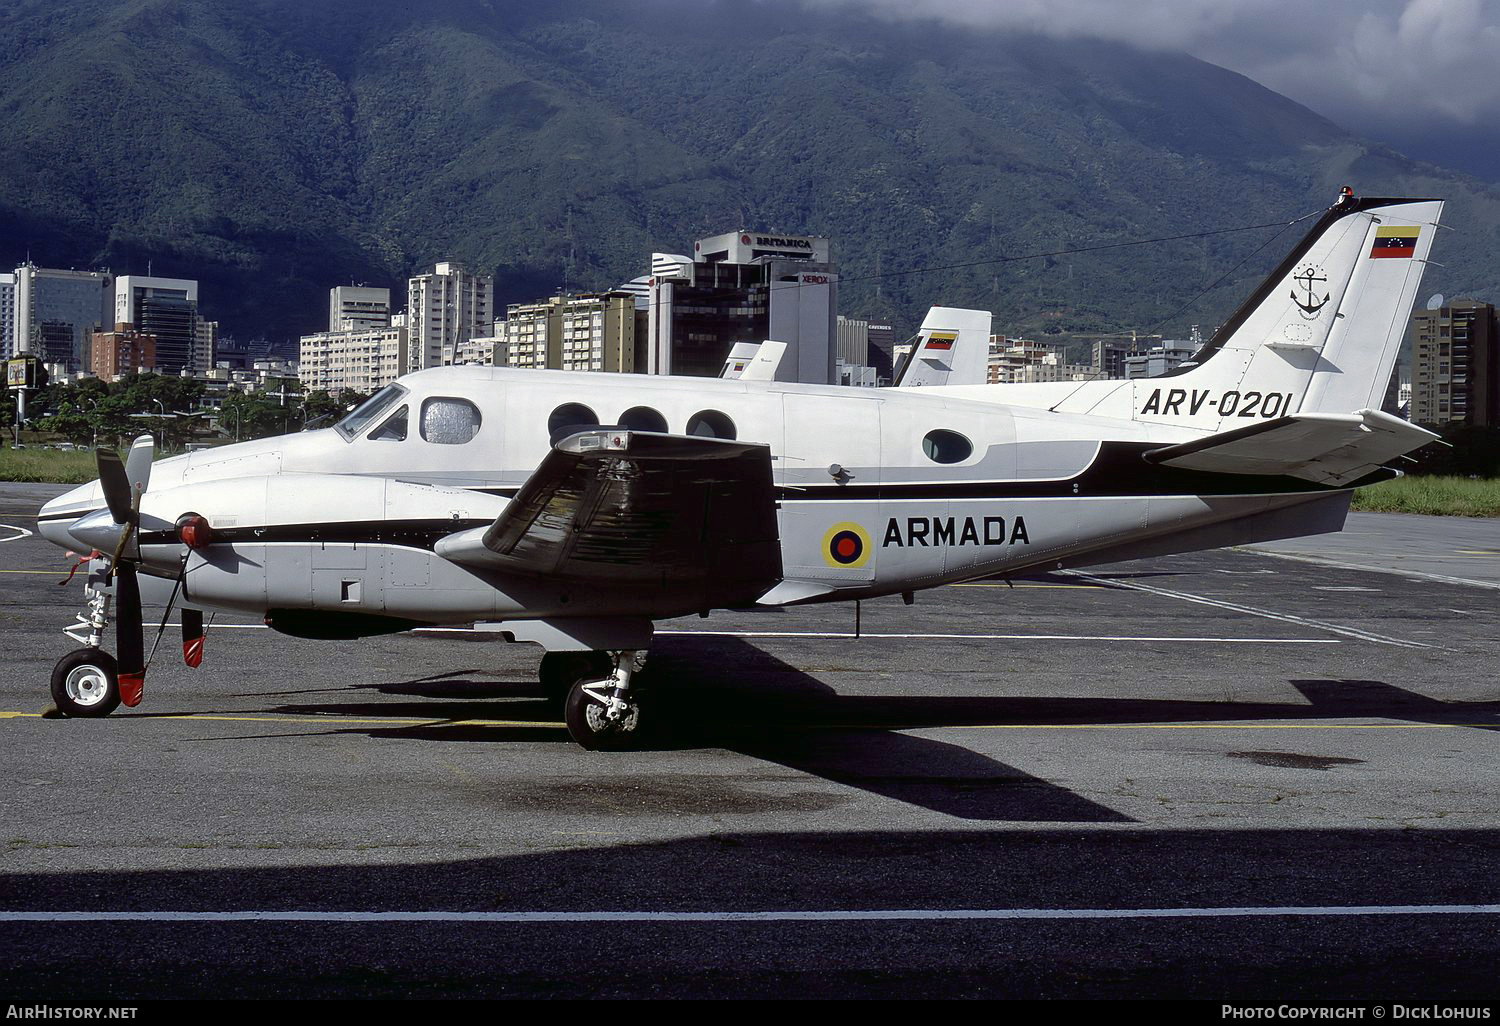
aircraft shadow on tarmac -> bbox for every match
[7,827,1500,999]
[230,635,1500,826]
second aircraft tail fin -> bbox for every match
[893,307,993,387]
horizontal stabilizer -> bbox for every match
[1142,410,1439,486]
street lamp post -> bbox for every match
[80,397,98,451]
[151,398,167,452]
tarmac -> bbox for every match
[2,482,1499,998]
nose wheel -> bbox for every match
[50,649,121,718]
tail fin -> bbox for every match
[1130,193,1443,429]
[719,341,787,380]
[892,306,993,387]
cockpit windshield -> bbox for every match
[334,384,409,441]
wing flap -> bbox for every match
[437,430,782,607]
[1142,410,1439,486]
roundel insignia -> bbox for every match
[823,522,871,569]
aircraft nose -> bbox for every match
[37,480,106,551]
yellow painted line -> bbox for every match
[0,569,67,575]
[0,710,563,728]
[3,710,1492,732]
[947,723,1485,731]
[1456,550,1500,556]
[951,583,1101,589]
[132,713,564,729]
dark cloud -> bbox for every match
[808,0,1500,176]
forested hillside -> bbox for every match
[1,0,1496,343]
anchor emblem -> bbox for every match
[1291,266,1330,318]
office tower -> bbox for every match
[646,231,836,383]
[115,275,200,374]
[13,263,113,373]
[91,326,157,379]
[329,286,392,332]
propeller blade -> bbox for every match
[124,434,154,499]
[182,609,204,668]
[115,562,145,708]
[96,448,133,525]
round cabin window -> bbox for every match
[548,403,599,442]
[686,409,736,440]
[619,406,669,433]
[922,429,972,464]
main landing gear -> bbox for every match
[559,650,646,751]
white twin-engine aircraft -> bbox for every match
[36,191,1443,749]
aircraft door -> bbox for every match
[778,393,881,584]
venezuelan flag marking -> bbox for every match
[1371,225,1419,259]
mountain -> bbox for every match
[1,0,1497,345]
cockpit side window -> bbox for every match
[335,384,409,441]
[421,397,483,444]
[368,405,409,441]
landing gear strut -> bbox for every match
[563,650,644,751]
[538,651,611,707]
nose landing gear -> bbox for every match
[50,566,132,717]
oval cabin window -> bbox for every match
[922,429,971,464]
[420,398,482,444]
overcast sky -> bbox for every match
[813,0,1500,179]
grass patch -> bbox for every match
[1352,475,1500,517]
[0,448,100,483]
[7,447,1495,517]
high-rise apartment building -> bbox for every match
[299,324,409,395]
[646,231,836,383]
[329,286,392,332]
[0,273,15,361]
[1409,300,1498,427]
[503,293,637,373]
[194,319,218,375]
[1123,341,1199,380]
[406,262,493,373]
[987,338,1091,384]
[115,275,200,374]
[13,264,113,373]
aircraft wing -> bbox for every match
[1141,409,1439,486]
[436,429,782,607]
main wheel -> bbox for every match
[539,651,611,705]
[50,649,121,718]
[564,676,642,751]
